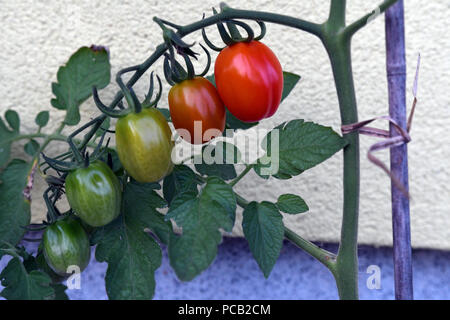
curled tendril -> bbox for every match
[93,87,131,118]
[228,20,255,42]
[163,40,212,84]
[90,132,111,161]
[41,122,111,174]
[154,17,197,58]
[254,20,267,41]
[41,152,79,173]
[183,53,195,78]
[202,13,226,52]
[164,53,186,83]
[157,18,182,30]
[202,9,266,51]
[116,66,143,113]
[44,186,63,223]
[163,55,176,86]
[202,28,225,52]
[142,72,163,108]
[197,44,211,77]
[213,8,234,46]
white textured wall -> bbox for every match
[1,0,449,249]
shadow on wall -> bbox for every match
[1,237,449,300]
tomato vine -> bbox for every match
[0,0,401,300]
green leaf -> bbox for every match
[5,110,20,132]
[166,176,236,232]
[126,181,170,244]
[0,159,34,247]
[276,194,309,214]
[225,110,259,131]
[0,257,54,300]
[254,119,347,179]
[242,201,284,278]
[168,229,222,282]
[281,72,301,102]
[93,181,164,300]
[0,111,20,168]
[194,141,240,180]
[24,139,40,157]
[52,283,69,300]
[51,46,111,126]
[163,165,200,204]
[166,177,236,280]
[4,248,69,300]
[35,111,50,128]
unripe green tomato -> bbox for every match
[42,218,91,276]
[65,160,122,227]
[115,108,174,183]
[36,250,67,283]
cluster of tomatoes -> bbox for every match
[170,40,284,144]
[41,40,283,277]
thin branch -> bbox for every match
[234,192,337,272]
[229,164,253,187]
[284,227,337,271]
[179,6,322,38]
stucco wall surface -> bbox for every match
[1,0,449,249]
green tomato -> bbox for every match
[65,160,121,227]
[115,107,174,183]
[42,218,91,276]
[36,250,67,283]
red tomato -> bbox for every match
[214,41,283,123]
[169,76,226,144]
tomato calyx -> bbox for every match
[93,67,163,119]
[41,126,111,173]
[201,4,266,52]
[162,43,211,86]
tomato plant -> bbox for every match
[215,41,283,123]
[169,76,225,144]
[0,0,408,301]
[65,160,121,227]
[42,218,91,276]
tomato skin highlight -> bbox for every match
[214,41,283,123]
[115,108,174,183]
[65,161,121,227]
[43,218,91,276]
[169,76,225,144]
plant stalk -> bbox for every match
[322,0,360,300]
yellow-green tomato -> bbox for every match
[43,218,91,276]
[65,161,121,227]
[115,108,174,183]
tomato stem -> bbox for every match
[229,164,253,187]
[234,192,337,273]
